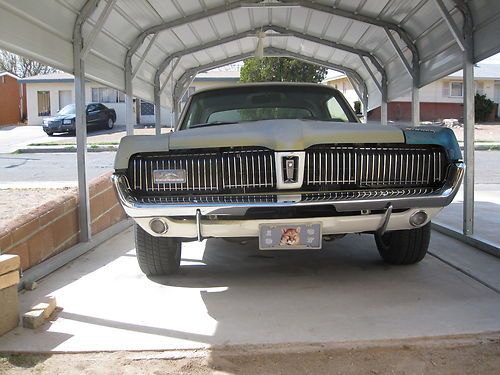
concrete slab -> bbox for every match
[0,227,499,353]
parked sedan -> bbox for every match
[42,103,117,136]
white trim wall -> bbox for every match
[25,81,172,126]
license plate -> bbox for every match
[259,223,322,250]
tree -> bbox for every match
[0,49,57,78]
[240,57,327,83]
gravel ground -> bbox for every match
[0,188,76,229]
[0,334,499,375]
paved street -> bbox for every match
[0,152,115,187]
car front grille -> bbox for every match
[127,144,449,200]
[128,147,275,195]
[304,145,447,190]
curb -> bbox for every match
[16,145,118,153]
[14,144,500,153]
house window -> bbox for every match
[37,91,51,116]
[91,87,125,103]
[140,100,155,116]
[449,82,463,97]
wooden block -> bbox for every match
[22,309,45,329]
[32,296,57,319]
[0,254,20,276]
[0,270,19,290]
[0,285,19,336]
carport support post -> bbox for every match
[125,58,134,136]
[73,9,92,242]
[411,80,420,126]
[154,80,161,135]
[463,42,475,235]
[381,81,388,126]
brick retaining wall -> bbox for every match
[0,172,126,271]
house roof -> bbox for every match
[0,71,20,80]
[19,72,74,84]
[448,63,500,79]
[194,70,240,82]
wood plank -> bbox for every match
[0,271,20,290]
[0,254,20,276]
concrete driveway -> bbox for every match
[0,227,499,353]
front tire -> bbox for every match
[134,224,181,275]
[106,118,114,129]
[375,223,431,265]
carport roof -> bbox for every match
[0,0,499,110]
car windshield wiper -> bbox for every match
[190,121,239,128]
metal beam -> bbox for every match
[384,28,413,78]
[73,0,100,243]
[127,0,419,76]
[433,0,466,52]
[126,0,413,98]
[172,47,370,126]
[160,58,180,94]
[81,0,117,60]
[278,0,419,66]
[156,25,382,103]
[132,33,158,80]
[359,55,382,94]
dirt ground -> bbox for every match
[0,333,499,375]
[0,188,75,229]
[453,123,500,142]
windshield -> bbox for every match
[180,85,357,130]
[57,104,75,115]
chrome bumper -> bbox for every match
[112,162,464,218]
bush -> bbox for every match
[475,93,495,122]
[353,101,361,114]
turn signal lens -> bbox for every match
[409,211,428,227]
[150,218,168,234]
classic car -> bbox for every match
[113,83,464,276]
[42,103,116,136]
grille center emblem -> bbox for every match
[283,156,298,183]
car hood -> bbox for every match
[168,120,404,150]
[115,119,405,170]
[44,114,76,122]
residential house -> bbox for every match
[0,72,26,126]
[21,71,241,126]
[323,63,500,122]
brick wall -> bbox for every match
[369,102,499,122]
[0,172,126,271]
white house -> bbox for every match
[21,71,240,126]
[323,63,500,122]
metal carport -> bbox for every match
[0,0,499,252]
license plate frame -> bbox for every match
[259,223,322,250]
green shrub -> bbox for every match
[475,93,494,122]
[353,101,362,114]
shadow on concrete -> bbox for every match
[436,200,500,246]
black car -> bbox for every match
[42,103,117,136]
